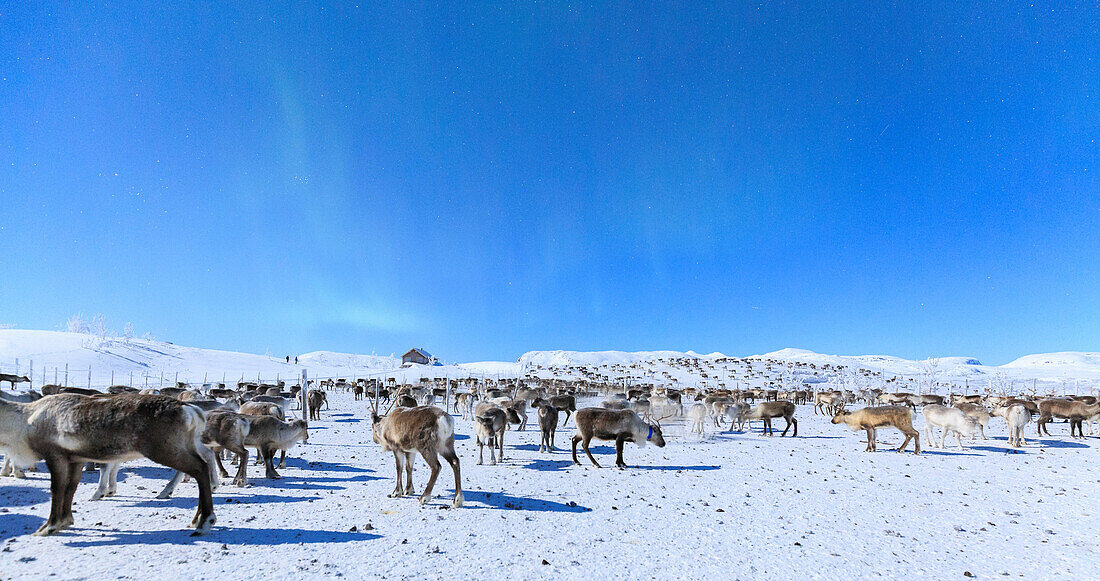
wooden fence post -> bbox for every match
[301,369,309,427]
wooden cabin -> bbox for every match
[402,348,435,366]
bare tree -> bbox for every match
[989,370,1012,395]
[91,314,108,339]
[66,313,88,334]
[781,364,801,393]
[123,322,134,341]
[919,357,942,394]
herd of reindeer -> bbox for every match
[0,361,1097,538]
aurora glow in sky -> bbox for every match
[1,3,1097,364]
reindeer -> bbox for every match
[723,401,750,433]
[1037,399,1100,438]
[877,392,916,409]
[687,403,708,435]
[911,394,945,407]
[954,402,990,439]
[240,401,285,420]
[453,392,477,420]
[250,395,293,419]
[160,411,308,495]
[0,374,30,390]
[949,394,983,406]
[533,395,577,426]
[0,394,215,536]
[371,404,463,508]
[571,408,668,469]
[922,405,980,450]
[58,387,101,396]
[475,407,508,465]
[831,405,920,454]
[238,415,308,480]
[992,403,1031,447]
[307,389,328,421]
[193,411,253,487]
[537,403,559,452]
[814,391,842,415]
[742,401,798,437]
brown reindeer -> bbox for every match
[571,408,667,469]
[537,403,559,452]
[474,407,508,465]
[533,395,578,426]
[831,406,920,454]
[0,374,30,390]
[1037,399,1100,437]
[743,401,798,437]
[371,406,463,507]
[307,389,328,420]
[0,394,216,536]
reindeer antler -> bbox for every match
[653,412,675,427]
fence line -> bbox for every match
[0,358,1095,396]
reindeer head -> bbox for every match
[647,413,674,447]
[292,419,310,443]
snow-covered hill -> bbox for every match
[0,329,1097,393]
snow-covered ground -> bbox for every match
[3,329,1100,579]
[2,389,1099,579]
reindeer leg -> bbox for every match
[583,436,600,468]
[157,470,186,499]
[390,452,405,497]
[615,434,629,469]
[214,450,231,478]
[58,460,82,531]
[404,452,415,495]
[91,462,113,500]
[263,445,281,479]
[233,445,249,487]
[864,428,874,452]
[571,435,582,465]
[418,449,442,505]
[36,457,72,536]
[439,439,463,508]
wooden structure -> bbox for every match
[402,348,435,366]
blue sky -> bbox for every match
[0,2,1096,364]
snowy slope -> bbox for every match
[2,330,1099,395]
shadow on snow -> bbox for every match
[61,526,379,547]
[462,490,589,513]
[0,513,45,541]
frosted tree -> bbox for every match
[919,357,942,394]
[988,370,1012,395]
[123,322,134,341]
[781,365,801,392]
[91,314,108,338]
[66,313,89,334]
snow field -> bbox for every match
[2,390,1099,579]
